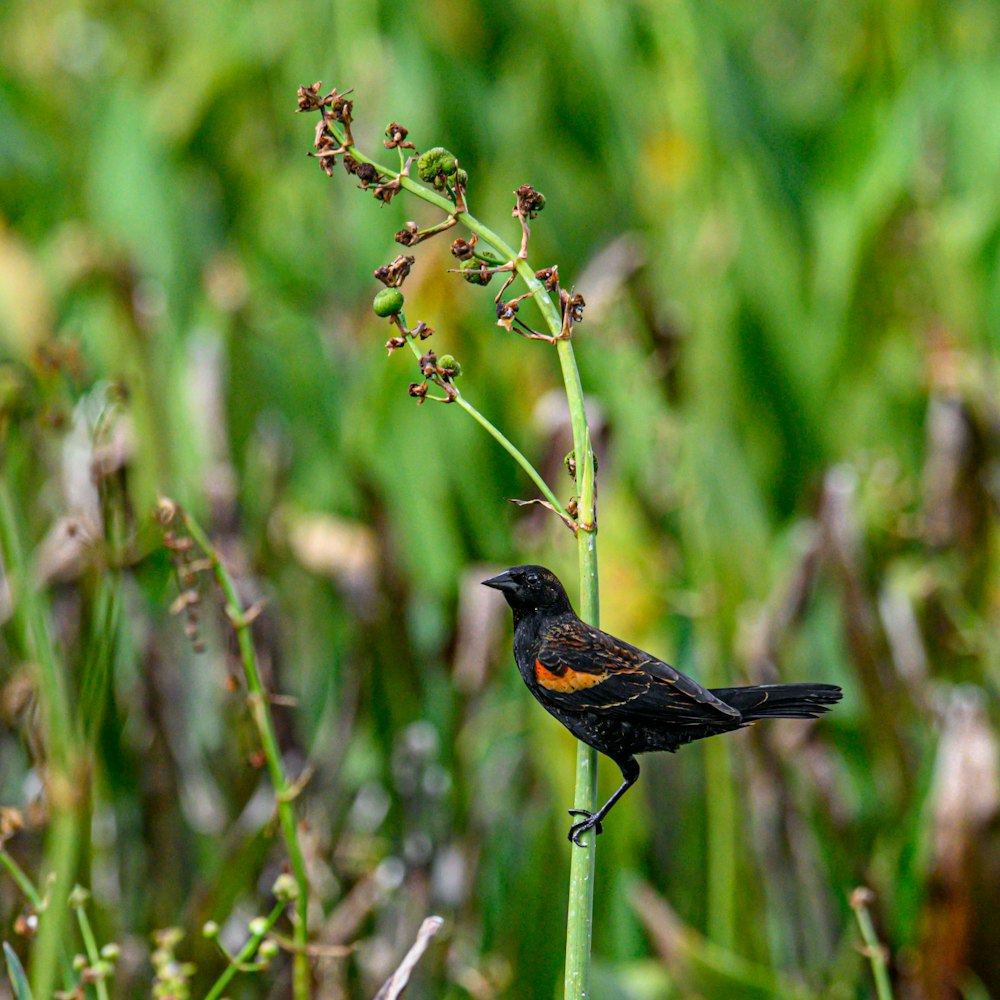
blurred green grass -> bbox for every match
[1,0,999,997]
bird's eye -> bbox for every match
[527,573,539,585]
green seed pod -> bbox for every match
[417,147,457,182]
[373,287,405,317]
[248,917,269,937]
[437,354,462,379]
[69,885,90,908]
[272,873,300,902]
[100,943,121,962]
[258,939,280,960]
[460,259,492,286]
[202,921,220,939]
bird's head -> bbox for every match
[482,565,574,615]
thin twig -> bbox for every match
[373,916,444,1000]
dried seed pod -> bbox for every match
[384,121,415,150]
[355,162,379,188]
[419,351,438,377]
[396,223,420,246]
[515,184,545,218]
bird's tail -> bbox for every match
[709,683,842,721]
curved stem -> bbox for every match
[454,394,571,519]
[396,315,570,520]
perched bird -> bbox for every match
[483,565,842,845]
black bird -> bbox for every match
[483,565,842,845]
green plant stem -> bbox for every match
[0,852,43,910]
[0,480,84,1000]
[203,901,285,1000]
[396,320,571,520]
[851,889,894,1000]
[73,899,110,1000]
[331,124,601,997]
[181,513,311,1000]
[0,851,75,991]
[455,393,572,517]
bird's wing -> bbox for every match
[534,620,740,721]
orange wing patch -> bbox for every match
[535,659,609,693]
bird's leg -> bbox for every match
[567,756,639,846]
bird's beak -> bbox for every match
[482,570,517,592]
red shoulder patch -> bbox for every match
[535,659,609,693]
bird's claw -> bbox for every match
[567,809,603,845]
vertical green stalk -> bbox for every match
[316,116,601,997]
[0,481,85,1000]
[554,343,600,1000]
[180,513,311,1000]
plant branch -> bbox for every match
[395,315,572,522]
[72,893,111,1000]
[203,901,286,1000]
[0,852,43,910]
[320,109,600,999]
[179,511,311,1000]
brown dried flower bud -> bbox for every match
[412,321,434,340]
[374,255,415,288]
[385,335,407,354]
[355,162,380,188]
[384,122,416,150]
[331,95,353,124]
[496,299,519,331]
[536,266,559,290]
[408,382,429,404]
[566,292,586,324]
[395,223,420,246]
[342,155,360,175]
[296,82,325,112]
[514,184,546,219]
[451,239,474,261]
[419,351,438,378]
[373,180,401,205]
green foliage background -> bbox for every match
[1,1,998,997]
